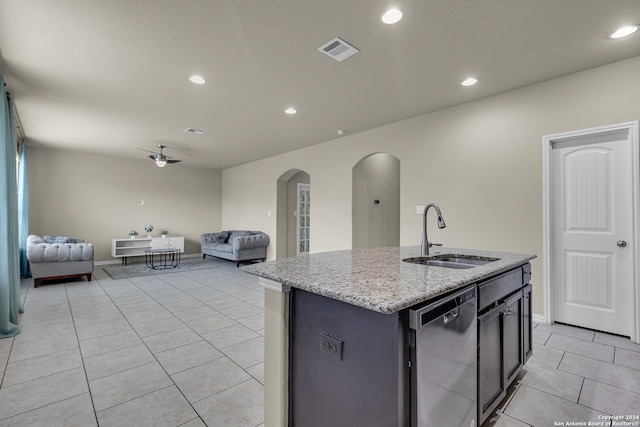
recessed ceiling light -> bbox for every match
[461,78,478,87]
[609,25,639,39]
[381,8,403,24]
[285,107,297,115]
[189,75,206,84]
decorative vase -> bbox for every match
[130,235,136,239]
[147,233,152,239]
[162,235,166,239]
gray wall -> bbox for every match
[221,56,640,316]
[28,147,222,261]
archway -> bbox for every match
[276,169,311,259]
[352,153,400,249]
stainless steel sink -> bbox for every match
[403,254,500,269]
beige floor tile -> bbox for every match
[3,347,83,387]
[222,336,264,369]
[537,323,596,341]
[171,357,251,403]
[84,343,155,381]
[72,309,125,327]
[12,321,76,344]
[560,352,640,394]
[546,333,614,362]
[178,418,207,427]
[8,333,78,363]
[79,329,143,358]
[518,360,584,402]
[579,378,640,416]
[155,340,224,375]
[533,328,551,346]
[0,393,97,427]
[0,337,13,353]
[70,302,119,317]
[122,307,175,326]
[185,314,238,334]
[89,361,173,411]
[132,317,186,338]
[245,296,265,309]
[162,297,204,313]
[615,348,640,371]
[172,305,220,322]
[201,323,260,349]
[96,385,196,427]
[0,367,88,420]
[594,332,640,353]
[482,411,531,426]
[217,303,263,320]
[200,295,245,310]
[115,300,162,315]
[194,379,263,427]
[236,313,264,331]
[504,385,607,426]
[246,362,264,385]
[529,344,564,369]
[141,327,203,353]
[75,318,133,341]
[18,310,72,329]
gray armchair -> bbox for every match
[201,230,269,266]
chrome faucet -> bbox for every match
[421,203,446,256]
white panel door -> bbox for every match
[552,128,634,336]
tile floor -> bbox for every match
[0,258,265,427]
[0,258,639,426]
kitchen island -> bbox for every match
[242,246,536,427]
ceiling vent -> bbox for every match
[184,127,206,135]
[318,37,359,62]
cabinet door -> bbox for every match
[478,302,505,424]
[522,284,533,363]
[503,291,523,385]
[151,238,168,249]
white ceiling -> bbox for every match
[1,0,639,169]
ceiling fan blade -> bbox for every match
[147,154,158,160]
[166,159,182,164]
[138,148,159,155]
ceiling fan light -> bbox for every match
[155,159,167,167]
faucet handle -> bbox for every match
[428,241,443,248]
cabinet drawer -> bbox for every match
[477,267,523,312]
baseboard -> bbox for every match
[95,253,200,266]
[532,313,546,324]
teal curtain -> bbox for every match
[0,73,22,338]
[18,142,30,277]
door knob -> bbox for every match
[617,240,627,247]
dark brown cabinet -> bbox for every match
[477,263,532,426]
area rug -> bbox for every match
[102,257,220,280]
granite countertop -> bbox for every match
[242,246,536,314]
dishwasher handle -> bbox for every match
[409,286,476,330]
[443,308,460,324]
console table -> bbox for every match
[111,236,184,265]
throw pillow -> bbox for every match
[43,235,71,244]
[215,231,231,243]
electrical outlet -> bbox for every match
[416,205,425,215]
[320,332,343,361]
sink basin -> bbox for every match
[403,254,500,269]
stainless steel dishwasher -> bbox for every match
[409,285,477,427]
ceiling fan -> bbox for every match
[138,144,182,168]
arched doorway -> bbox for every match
[352,153,400,249]
[276,169,311,259]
